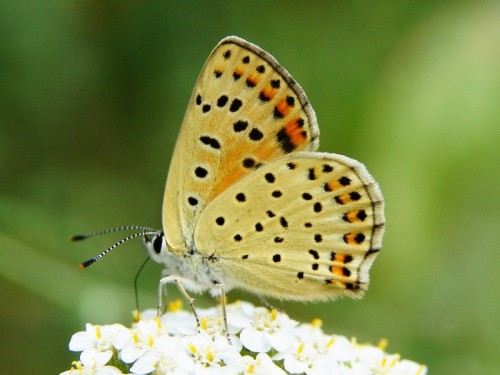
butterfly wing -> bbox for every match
[194,153,385,301]
[163,36,319,252]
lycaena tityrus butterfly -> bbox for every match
[74,36,385,332]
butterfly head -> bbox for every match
[142,231,168,263]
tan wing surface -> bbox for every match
[194,153,385,301]
[163,36,319,252]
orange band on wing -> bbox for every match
[342,210,367,223]
[233,67,244,80]
[275,98,293,117]
[246,73,260,88]
[285,118,307,145]
[259,85,277,101]
[276,117,308,153]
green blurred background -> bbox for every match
[1,1,499,373]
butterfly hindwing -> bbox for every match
[194,153,385,301]
[163,36,319,252]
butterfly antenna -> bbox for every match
[79,230,158,269]
[134,256,151,312]
[71,226,158,241]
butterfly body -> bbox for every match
[141,36,385,305]
[146,242,220,295]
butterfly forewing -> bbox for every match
[194,153,384,301]
[163,36,319,252]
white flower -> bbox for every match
[240,308,298,353]
[60,354,124,375]
[184,332,242,370]
[241,353,286,375]
[129,336,193,375]
[273,341,342,375]
[331,336,359,362]
[120,316,171,364]
[62,300,428,375]
[225,300,257,333]
[391,359,428,375]
[361,351,428,375]
[159,308,199,336]
[69,324,129,362]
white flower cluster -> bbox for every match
[62,301,427,375]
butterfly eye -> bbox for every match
[152,233,164,254]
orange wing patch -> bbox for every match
[343,232,366,245]
[258,78,282,102]
[342,210,368,223]
[330,265,350,278]
[210,140,288,199]
[324,176,352,192]
[276,117,308,153]
[246,73,260,88]
[334,191,362,205]
[233,67,244,80]
[331,252,354,264]
[274,96,295,118]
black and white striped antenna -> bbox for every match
[71,225,158,268]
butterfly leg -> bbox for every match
[214,282,231,343]
[157,275,201,331]
[258,296,278,312]
[157,276,170,316]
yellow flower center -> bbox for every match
[378,338,388,350]
[200,318,207,331]
[168,299,183,312]
[71,361,83,370]
[95,326,102,339]
[326,338,335,348]
[417,365,426,375]
[188,343,197,354]
[271,309,277,321]
[132,333,139,343]
[311,318,323,328]
[132,310,141,322]
[297,342,305,354]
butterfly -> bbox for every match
[75,36,385,329]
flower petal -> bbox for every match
[240,328,271,352]
[80,348,112,367]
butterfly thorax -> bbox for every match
[143,232,228,295]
